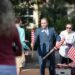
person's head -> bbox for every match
[0,0,15,36]
[15,17,22,25]
[40,17,49,29]
[66,23,73,33]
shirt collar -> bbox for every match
[41,28,49,35]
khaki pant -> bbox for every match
[16,52,25,75]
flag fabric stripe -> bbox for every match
[67,46,75,62]
[31,30,35,44]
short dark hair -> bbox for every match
[66,23,73,27]
[15,16,21,24]
[39,17,49,26]
[40,17,49,22]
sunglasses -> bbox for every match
[66,27,72,29]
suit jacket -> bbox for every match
[34,27,60,57]
[16,26,29,50]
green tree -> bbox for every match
[40,0,75,32]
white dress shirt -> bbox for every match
[41,27,49,36]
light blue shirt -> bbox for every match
[16,25,29,50]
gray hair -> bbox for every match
[0,0,15,36]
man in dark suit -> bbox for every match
[31,17,60,75]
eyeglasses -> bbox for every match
[66,27,72,29]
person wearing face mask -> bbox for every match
[31,17,60,75]
[59,23,75,64]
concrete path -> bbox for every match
[21,68,49,75]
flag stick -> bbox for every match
[43,39,65,60]
[43,47,55,60]
[31,29,35,58]
[31,47,34,58]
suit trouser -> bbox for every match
[38,53,56,75]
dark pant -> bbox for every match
[61,56,72,64]
[38,53,56,75]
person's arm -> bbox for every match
[13,29,22,56]
[68,62,75,67]
[59,32,64,39]
[59,31,66,44]
[21,29,29,50]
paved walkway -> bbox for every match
[21,68,49,75]
[21,51,49,75]
[21,51,61,75]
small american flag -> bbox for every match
[31,29,35,45]
[67,46,75,62]
[31,29,35,57]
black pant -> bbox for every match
[39,53,56,75]
[61,56,72,64]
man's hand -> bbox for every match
[54,41,61,50]
[56,63,69,68]
[68,62,75,68]
[24,50,31,56]
[24,51,29,55]
[24,47,31,55]
[54,38,65,50]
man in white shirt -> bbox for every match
[59,23,75,64]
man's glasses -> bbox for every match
[66,27,72,29]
